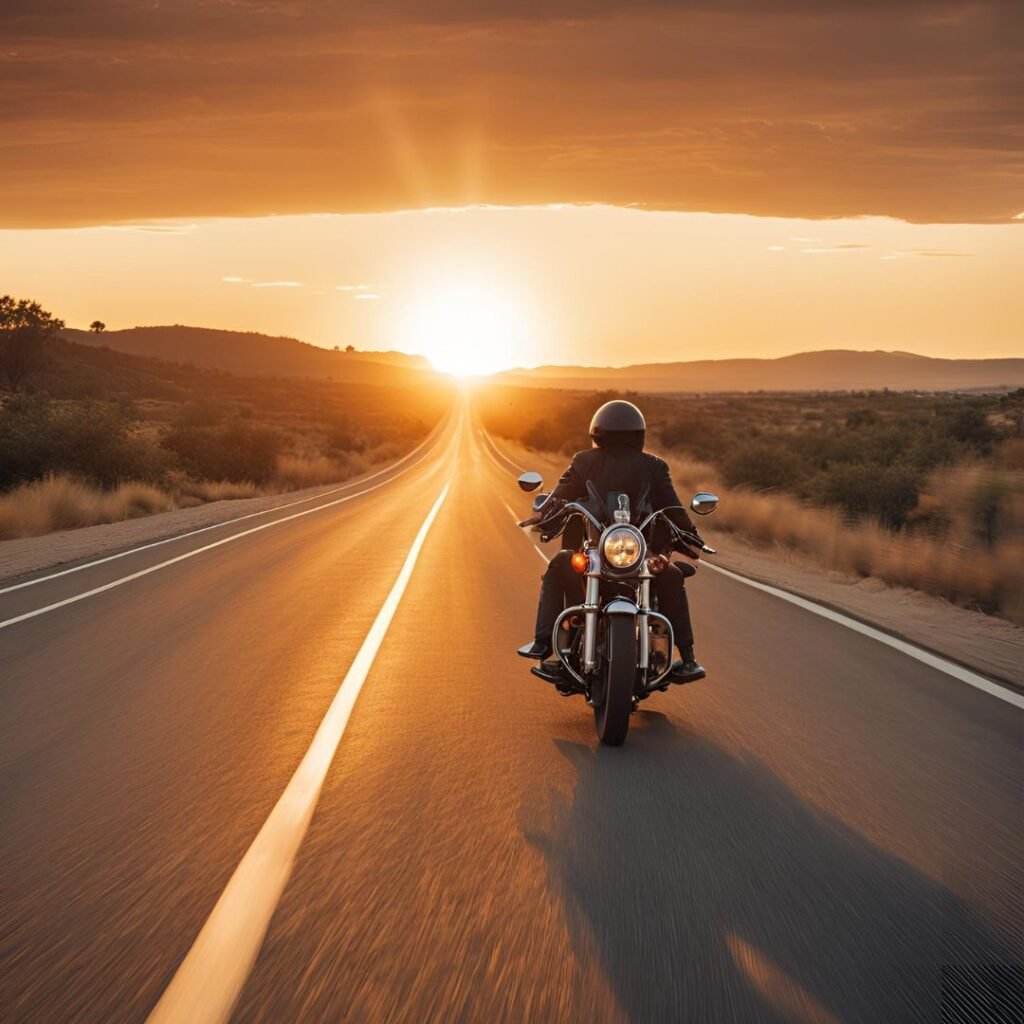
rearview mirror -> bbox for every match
[531,492,550,512]
[518,471,543,492]
[691,491,719,516]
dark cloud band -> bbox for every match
[1,1,1020,225]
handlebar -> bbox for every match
[517,500,716,555]
[519,500,604,535]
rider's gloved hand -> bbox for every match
[675,539,702,560]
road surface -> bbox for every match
[1,402,1021,1023]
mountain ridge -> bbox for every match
[496,349,1024,392]
[65,325,435,386]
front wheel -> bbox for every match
[595,615,636,746]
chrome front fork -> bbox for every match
[582,554,600,674]
[638,574,652,671]
[580,556,653,676]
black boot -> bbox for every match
[670,646,706,684]
[518,640,552,660]
[530,658,564,683]
[531,659,584,696]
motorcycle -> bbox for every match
[516,471,719,746]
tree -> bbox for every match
[0,296,64,392]
[89,320,106,333]
[999,388,1024,438]
[345,344,355,353]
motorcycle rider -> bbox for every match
[517,399,706,684]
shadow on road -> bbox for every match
[524,712,1021,1023]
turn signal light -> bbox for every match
[571,552,588,574]
[647,554,668,575]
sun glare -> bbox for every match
[394,277,538,377]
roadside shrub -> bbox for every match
[173,399,232,428]
[659,411,725,454]
[813,463,922,528]
[845,408,878,429]
[162,418,282,484]
[274,454,350,489]
[0,395,167,489]
[164,472,260,504]
[722,441,805,492]
[324,415,367,454]
[0,475,174,539]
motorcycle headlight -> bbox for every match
[601,526,644,571]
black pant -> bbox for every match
[534,550,695,652]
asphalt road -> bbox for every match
[1,403,1021,1023]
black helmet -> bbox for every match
[589,400,646,449]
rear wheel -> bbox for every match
[595,615,636,746]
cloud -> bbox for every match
[800,243,871,253]
[879,249,975,260]
[224,275,307,286]
[354,292,381,300]
[101,222,197,234]
[1,2,1020,226]
[336,283,375,291]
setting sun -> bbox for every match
[393,276,540,377]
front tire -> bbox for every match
[595,615,636,746]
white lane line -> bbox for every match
[0,449,448,633]
[474,425,547,564]
[477,426,526,476]
[0,413,451,598]
[704,562,1024,711]
[147,480,451,1024]
[500,499,549,564]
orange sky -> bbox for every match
[2,206,1019,373]
[1,2,1021,226]
[2,3,1020,371]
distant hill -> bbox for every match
[65,326,435,385]
[496,350,1024,393]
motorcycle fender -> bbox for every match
[604,598,639,617]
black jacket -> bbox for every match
[549,445,698,547]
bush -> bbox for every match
[161,418,283,484]
[324,415,367,454]
[941,404,998,451]
[722,441,805,492]
[173,399,232,428]
[845,408,878,429]
[274,453,351,489]
[0,395,167,489]
[659,410,724,453]
[814,463,922,528]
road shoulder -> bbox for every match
[0,481,358,585]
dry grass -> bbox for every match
[0,448,391,541]
[273,453,353,490]
[662,452,1024,625]
[162,472,261,507]
[0,476,175,539]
